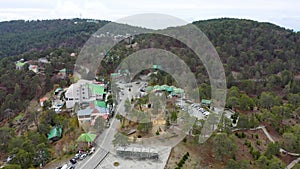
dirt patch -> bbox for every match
[233,129,297,166]
[279,154,298,166]
[165,136,224,169]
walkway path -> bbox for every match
[233,126,300,169]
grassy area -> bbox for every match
[13,113,24,121]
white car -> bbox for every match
[203,111,210,116]
[88,147,96,155]
[79,153,87,160]
[61,164,68,169]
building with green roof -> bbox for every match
[47,126,62,141]
[152,64,162,70]
[54,87,63,95]
[59,68,66,73]
[147,84,184,96]
[15,61,27,70]
[111,73,121,77]
[201,99,212,105]
[65,80,108,108]
[87,83,106,95]
[94,100,107,108]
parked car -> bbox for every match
[61,164,68,169]
[67,166,75,169]
[70,158,77,165]
[203,111,210,116]
[88,147,96,155]
[79,153,87,160]
[74,153,81,160]
[74,150,84,160]
[106,122,110,128]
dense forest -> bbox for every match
[0,18,300,168]
[0,19,108,59]
[195,18,300,89]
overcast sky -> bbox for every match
[0,0,299,31]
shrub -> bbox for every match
[241,132,246,138]
[256,140,261,146]
[113,162,120,166]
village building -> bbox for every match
[28,64,39,73]
[65,80,107,109]
[47,126,62,142]
[15,59,27,70]
[77,100,110,126]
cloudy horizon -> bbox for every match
[0,0,299,31]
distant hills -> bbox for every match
[0,18,299,80]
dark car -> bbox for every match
[70,158,77,165]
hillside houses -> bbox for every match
[15,57,51,74]
[77,100,110,126]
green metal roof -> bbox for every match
[147,85,183,94]
[166,87,173,92]
[59,68,66,73]
[16,61,26,67]
[153,65,162,69]
[77,133,97,142]
[111,73,121,77]
[201,99,212,105]
[54,87,63,93]
[172,88,184,95]
[94,100,107,108]
[87,84,106,95]
[47,127,62,140]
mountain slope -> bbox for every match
[0,19,108,59]
[193,18,300,78]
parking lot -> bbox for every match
[176,99,211,120]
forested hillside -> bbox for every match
[194,18,300,79]
[0,19,108,59]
